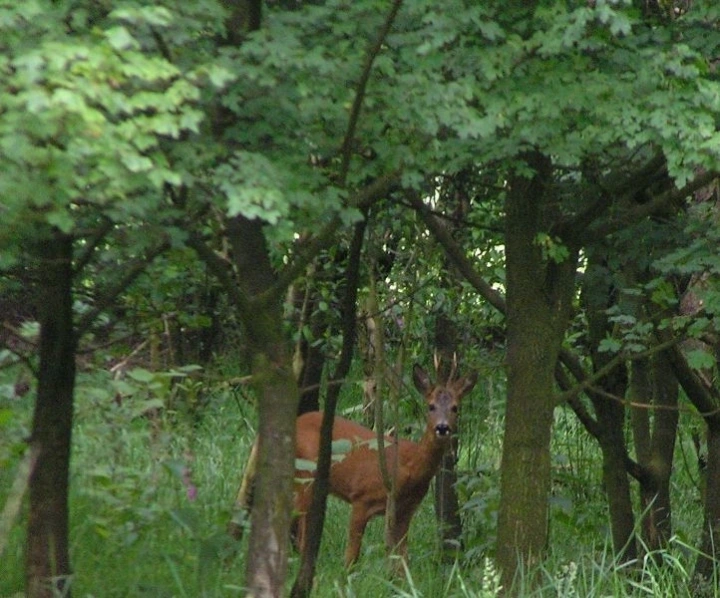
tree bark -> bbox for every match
[26,232,77,598]
[496,153,578,589]
[644,352,678,551]
[629,353,678,554]
[582,253,636,562]
[244,354,297,597]
[223,216,300,598]
[291,218,366,598]
[434,314,464,555]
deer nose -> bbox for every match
[435,423,451,437]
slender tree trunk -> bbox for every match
[291,280,327,415]
[696,423,720,581]
[645,352,678,550]
[496,153,578,589]
[582,253,636,561]
[654,333,720,583]
[26,232,77,598]
[630,354,678,554]
[291,218,366,598]
[434,314,463,555]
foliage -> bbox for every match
[2,0,720,593]
[0,361,709,596]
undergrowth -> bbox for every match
[0,362,715,597]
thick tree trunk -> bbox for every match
[222,216,300,598]
[496,153,577,589]
[26,232,77,598]
[244,355,298,597]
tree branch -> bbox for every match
[407,191,507,315]
[554,335,681,407]
[657,328,720,430]
[72,218,115,276]
[338,0,404,185]
[184,230,253,320]
[587,169,718,242]
[265,170,400,304]
[74,239,170,339]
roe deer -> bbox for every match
[294,361,477,567]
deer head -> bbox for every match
[412,361,478,439]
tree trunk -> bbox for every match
[582,253,637,561]
[695,423,720,581]
[630,354,678,554]
[222,216,299,598]
[291,281,327,415]
[291,218,365,598]
[26,232,77,598]
[244,355,298,597]
[434,314,463,555]
[496,153,578,589]
[643,352,678,552]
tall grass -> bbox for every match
[0,361,714,597]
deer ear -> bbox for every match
[454,371,478,398]
[412,364,432,394]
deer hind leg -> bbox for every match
[293,480,313,554]
[228,438,259,541]
[345,503,371,567]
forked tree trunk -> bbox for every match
[496,153,578,589]
[26,232,77,598]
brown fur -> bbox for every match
[294,364,477,566]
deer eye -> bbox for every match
[428,404,436,412]
[451,405,458,413]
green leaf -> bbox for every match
[295,458,317,472]
[686,348,716,371]
[598,337,622,353]
[105,26,139,51]
[127,368,156,383]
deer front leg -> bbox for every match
[345,503,370,567]
[386,509,412,568]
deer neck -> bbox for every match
[408,427,451,483]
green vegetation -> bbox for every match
[2,0,720,595]
[1,361,712,596]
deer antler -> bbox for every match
[448,352,458,383]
